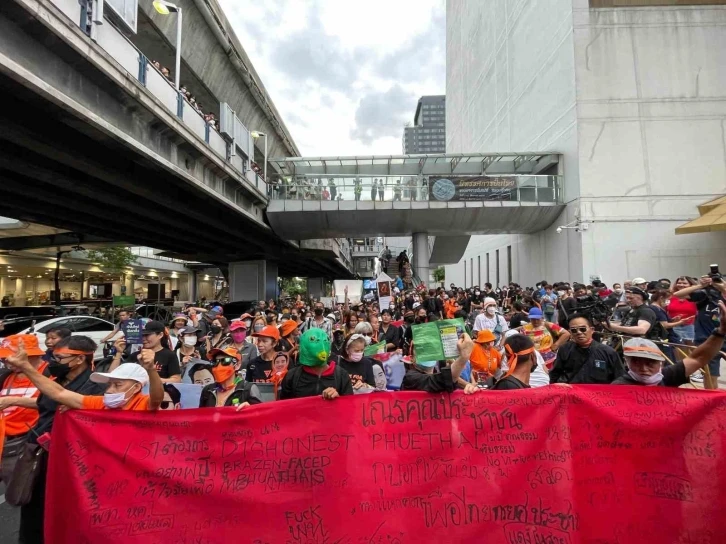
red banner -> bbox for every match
[46,387,726,543]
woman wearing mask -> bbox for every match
[199,347,262,409]
[473,298,508,347]
[344,312,359,336]
[229,321,258,371]
[401,310,416,356]
[251,315,266,337]
[338,334,376,390]
[175,325,202,380]
[205,316,230,355]
[668,276,697,344]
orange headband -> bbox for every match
[54,348,93,356]
[623,346,663,356]
[502,345,535,379]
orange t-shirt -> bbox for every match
[81,393,151,411]
[470,344,502,375]
[1,362,49,436]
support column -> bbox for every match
[228,261,278,302]
[307,278,324,302]
[413,232,430,289]
[0,277,6,300]
[187,270,198,303]
[124,274,135,299]
[14,278,26,306]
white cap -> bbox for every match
[90,363,150,385]
[484,297,497,307]
[631,277,647,285]
[412,302,421,309]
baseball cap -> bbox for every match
[229,320,247,331]
[298,329,330,367]
[626,286,648,300]
[206,310,220,320]
[0,334,46,358]
[142,321,166,335]
[412,302,421,309]
[90,363,150,385]
[251,325,281,342]
[474,330,496,344]
[631,277,647,285]
[279,320,299,337]
[622,338,665,361]
[177,325,198,336]
[208,346,241,362]
[528,307,543,319]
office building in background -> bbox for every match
[403,95,446,154]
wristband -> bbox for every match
[711,330,726,339]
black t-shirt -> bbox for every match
[620,305,657,336]
[492,376,530,390]
[509,312,529,329]
[689,288,725,342]
[245,355,273,382]
[128,348,180,379]
[649,304,678,343]
[401,367,454,393]
[338,357,376,387]
[549,341,624,384]
[611,362,688,387]
[379,323,401,350]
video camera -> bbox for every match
[572,294,616,325]
[710,264,723,284]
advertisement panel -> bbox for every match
[429,176,517,201]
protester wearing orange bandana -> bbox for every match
[491,334,537,390]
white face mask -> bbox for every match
[103,385,136,409]
[628,370,663,385]
[475,291,480,296]
[349,352,364,362]
[486,306,496,316]
[183,336,197,346]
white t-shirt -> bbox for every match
[473,313,508,336]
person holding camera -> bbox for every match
[673,273,726,389]
[604,286,656,338]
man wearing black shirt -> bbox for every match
[401,333,478,393]
[379,309,401,351]
[113,321,181,382]
[605,286,656,338]
[492,334,537,390]
[612,308,726,385]
[550,315,624,384]
[509,302,529,329]
[558,285,584,328]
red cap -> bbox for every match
[229,321,248,331]
[251,325,281,342]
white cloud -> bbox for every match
[217,0,445,157]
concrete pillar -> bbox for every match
[14,278,26,306]
[31,279,39,305]
[0,277,6,299]
[228,261,278,302]
[187,270,198,303]
[413,232,430,289]
[124,274,135,297]
[307,277,324,302]
[82,279,89,300]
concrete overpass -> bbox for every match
[0,0,353,301]
[266,153,564,282]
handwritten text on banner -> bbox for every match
[46,387,726,543]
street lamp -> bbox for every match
[251,131,267,182]
[152,1,182,91]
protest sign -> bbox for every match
[411,318,465,362]
[46,387,726,543]
[121,319,143,345]
[333,280,363,304]
[363,341,385,357]
[375,272,393,309]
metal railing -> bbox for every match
[266,175,563,204]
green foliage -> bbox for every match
[279,277,307,297]
[433,266,446,283]
[86,247,139,272]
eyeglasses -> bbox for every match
[569,327,589,334]
[212,357,236,366]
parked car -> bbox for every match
[0,314,57,337]
[20,315,116,360]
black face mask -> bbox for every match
[415,317,425,324]
[314,308,324,316]
[405,317,415,324]
[210,325,222,335]
[48,360,73,379]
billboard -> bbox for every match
[105,0,138,33]
[428,176,517,202]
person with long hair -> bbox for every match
[344,311,359,336]
[111,321,181,383]
[669,276,698,343]
[205,316,231,353]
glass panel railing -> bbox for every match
[209,128,227,158]
[95,23,140,78]
[266,176,563,204]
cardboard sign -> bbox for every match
[46,387,726,543]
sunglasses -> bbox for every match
[52,355,77,363]
[212,357,236,366]
[569,327,589,334]
[160,401,173,409]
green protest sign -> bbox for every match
[411,318,465,362]
[113,295,135,306]
[364,341,386,357]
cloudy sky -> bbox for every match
[217,0,445,157]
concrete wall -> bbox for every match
[446,0,726,288]
[572,1,726,283]
[446,0,581,287]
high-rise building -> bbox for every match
[403,95,446,154]
[445,0,726,287]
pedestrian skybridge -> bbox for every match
[265,153,564,242]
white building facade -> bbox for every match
[445,0,726,288]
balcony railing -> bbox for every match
[266,175,563,204]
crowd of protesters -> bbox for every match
[1,272,726,542]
